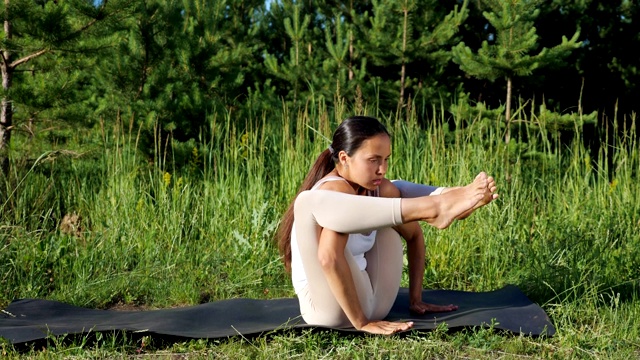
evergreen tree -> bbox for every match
[262,1,377,115]
[356,0,468,114]
[321,13,367,104]
[263,2,320,106]
[91,0,264,151]
[451,0,580,142]
[262,0,468,118]
[535,0,639,115]
[0,0,127,169]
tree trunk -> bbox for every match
[399,6,408,108]
[1,0,13,173]
[348,30,353,81]
[0,63,12,152]
[504,76,514,182]
[505,75,512,144]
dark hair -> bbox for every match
[276,116,390,272]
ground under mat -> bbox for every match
[0,285,555,344]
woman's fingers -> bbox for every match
[361,320,414,335]
[410,302,459,314]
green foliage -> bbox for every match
[0,0,129,157]
[90,0,265,148]
[452,0,580,81]
[263,3,317,105]
[536,0,639,115]
[1,103,639,357]
[1,2,640,354]
[356,0,469,110]
[322,13,367,99]
[4,0,637,168]
[452,0,581,129]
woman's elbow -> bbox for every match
[317,249,341,271]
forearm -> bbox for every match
[392,221,426,305]
[321,255,369,329]
[406,232,426,304]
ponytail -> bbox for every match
[276,148,335,272]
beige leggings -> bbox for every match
[293,190,405,327]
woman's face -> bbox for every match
[341,134,391,190]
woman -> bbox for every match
[277,116,498,335]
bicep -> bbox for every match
[317,227,350,270]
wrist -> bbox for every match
[352,316,369,330]
[409,288,424,306]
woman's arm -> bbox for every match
[315,179,413,334]
[379,180,425,303]
[316,227,369,329]
[380,180,458,313]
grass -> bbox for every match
[1,100,639,358]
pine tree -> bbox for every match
[356,0,468,113]
[0,0,128,169]
[451,0,580,142]
[91,0,264,149]
[536,0,639,115]
[263,1,371,109]
[263,2,318,106]
[321,13,367,104]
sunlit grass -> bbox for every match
[1,101,639,358]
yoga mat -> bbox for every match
[0,285,554,344]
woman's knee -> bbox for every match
[376,228,403,253]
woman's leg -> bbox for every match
[297,227,404,326]
[293,191,404,327]
[297,228,376,327]
[364,227,404,320]
[294,190,403,234]
[296,176,487,231]
[293,177,490,323]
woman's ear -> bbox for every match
[338,150,349,167]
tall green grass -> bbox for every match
[1,102,639,358]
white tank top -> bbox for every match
[290,176,378,295]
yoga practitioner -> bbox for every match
[277,116,498,335]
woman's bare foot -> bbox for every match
[472,175,499,210]
[425,172,488,229]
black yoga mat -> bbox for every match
[0,285,554,344]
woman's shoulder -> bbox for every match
[314,176,356,194]
[378,178,401,198]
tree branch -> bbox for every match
[59,0,123,43]
[9,49,48,69]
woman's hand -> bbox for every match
[360,320,414,335]
[409,301,458,314]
